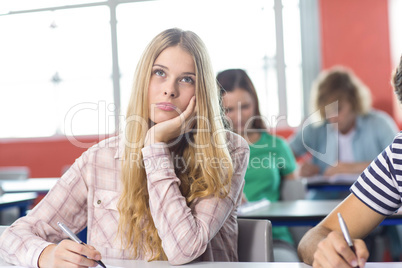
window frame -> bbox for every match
[0,0,320,138]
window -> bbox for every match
[389,0,402,69]
[0,0,305,138]
[0,6,113,137]
[118,0,304,129]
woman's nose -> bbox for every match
[164,91,175,97]
[164,81,178,97]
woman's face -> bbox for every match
[327,100,357,134]
[148,45,196,124]
[222,88,256,134]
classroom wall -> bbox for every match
[0,136,101,177]
[0,0,397,177]
[319,0,395,117]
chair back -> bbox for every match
[237,218,274,262]
[280,179,307,201]
[280,179,310,247]
[0,166,30,180]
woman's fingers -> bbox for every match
[49,240,100,268]
[182,96,197,132]
[182,96,196,120]
[145,96,197,145]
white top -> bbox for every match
[338,128,356,162]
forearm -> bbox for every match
[348,162,371,174]
[297,225,332,265]
[324,162,371,176]
[142,144,211,264]
[142,142,246,265]
[0,218,53,267]
[0,161,89,267]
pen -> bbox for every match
[57,222,107,268]
[337,213,359,268]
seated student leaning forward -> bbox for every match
[0,28,250,267]
[297,56,402,267]
[289,66,398,177]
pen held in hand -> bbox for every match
[57,222,107,268]
[337,213,359,268]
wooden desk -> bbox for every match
[238,199,402,227]
[0,178,58,194]
[0,192,38,217]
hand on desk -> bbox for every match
[38,240,102,268]
[312,231,368,268]
[299,162,320,177]
[323,162,370,177]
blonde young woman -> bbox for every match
[0,28,249,267]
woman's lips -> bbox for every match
[155,102,177,111]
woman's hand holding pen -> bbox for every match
[145,96,196,146]
[312,231,368,268]
[38,240,102,268]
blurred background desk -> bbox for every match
[0,178,57,225]
[302,174,359,192]
[0,178,58,194]
[0,192,37,217]
[238,199,402,227]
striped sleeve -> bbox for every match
[350,133,402,216]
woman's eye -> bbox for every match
[225,108,233,113]
[181,77,194,83]
[154,69,165,77]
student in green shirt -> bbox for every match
[217,69,299,262]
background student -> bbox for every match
[217,69,299,262]
[298,56,402,268]
[0,28,249,267]
[289,66,398,178]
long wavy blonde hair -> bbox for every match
[117,28,234,261]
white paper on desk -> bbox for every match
[237,199,270,215]
[0,264,122,268]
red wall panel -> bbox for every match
[319,0,394,116]
[0,136,100,177]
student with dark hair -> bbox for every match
[217,69,299,262]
